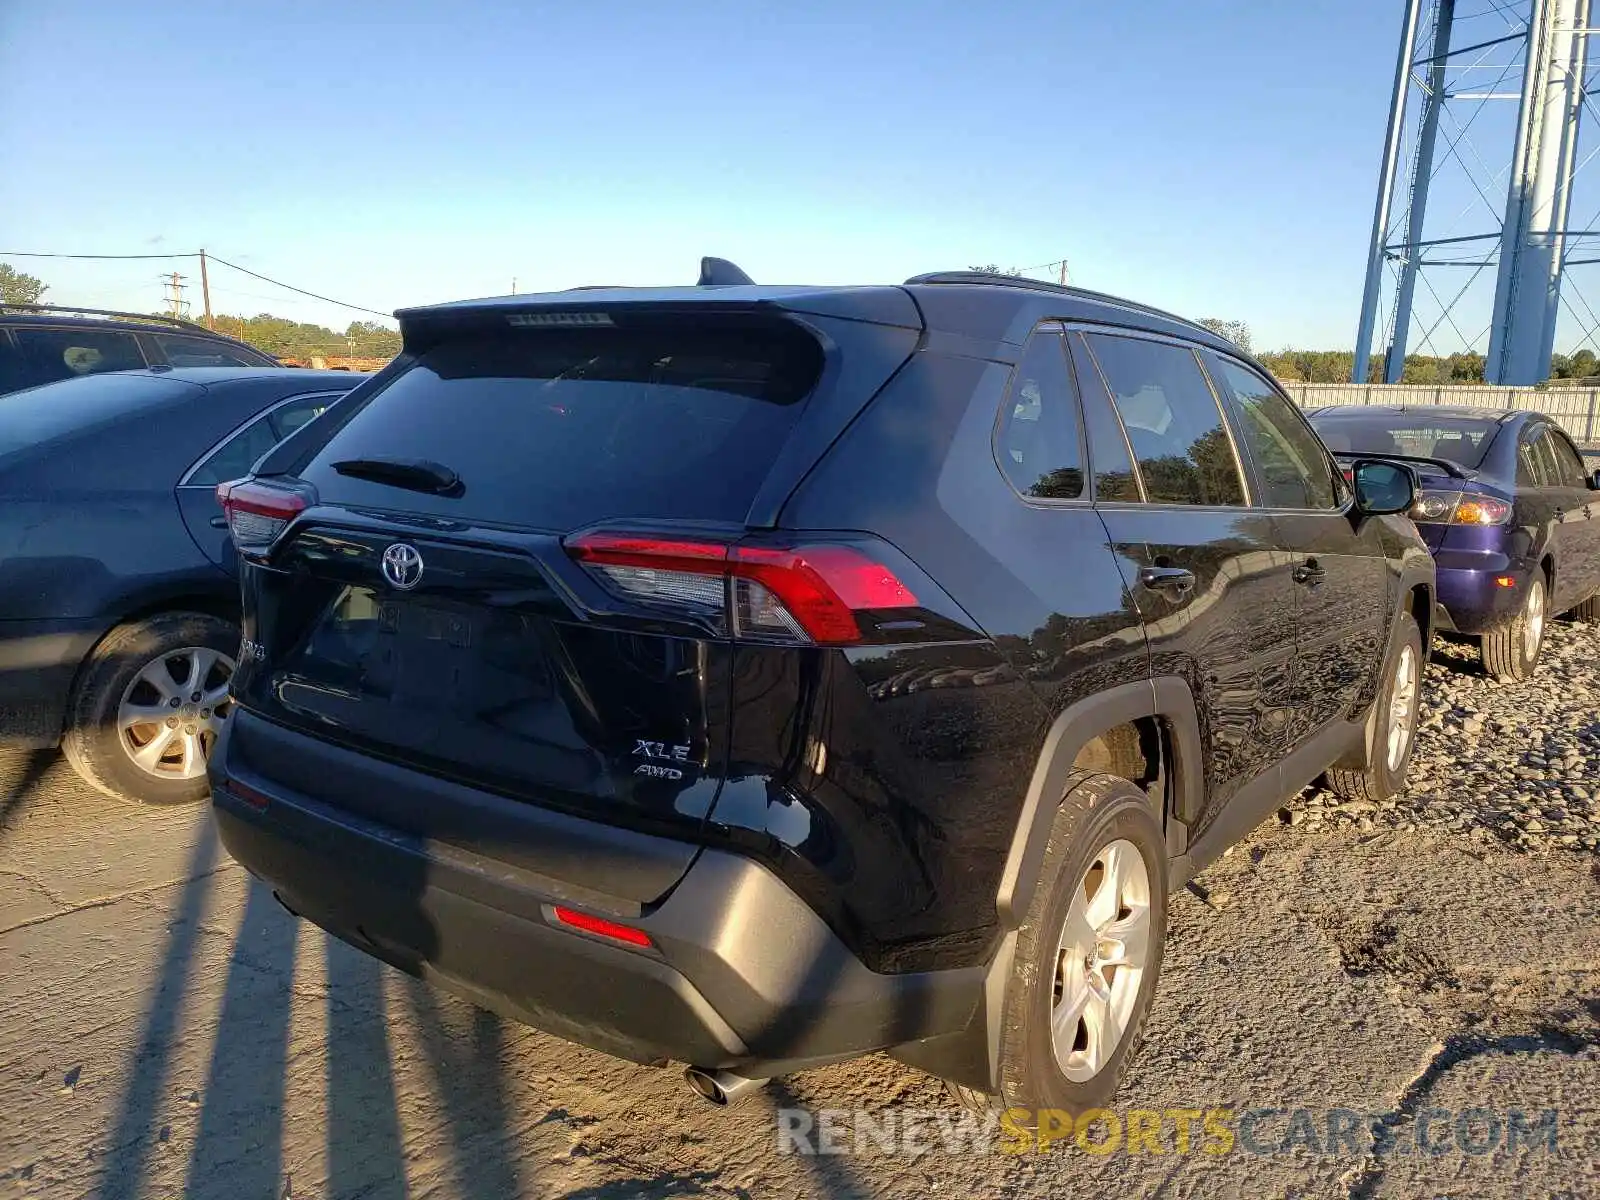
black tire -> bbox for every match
[60,612,239,805]
[1325,610,1423,805]
[958,771,1168,1120]
[1568,590,1600,623]
[1480,573,1546,682]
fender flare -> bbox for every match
[996,675,1203,928]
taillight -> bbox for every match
[216,479,309,553]
[566,531,919,646]
[1408,489,1511,525]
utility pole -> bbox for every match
[511,276,517,294]
[1058,259,1070,286]
[198,249,214,329]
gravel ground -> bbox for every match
[1288,619,1600,853]
[2,620,1597,1199]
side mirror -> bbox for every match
[1351,459,1417,517]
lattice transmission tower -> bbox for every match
[1354,0,1600,384]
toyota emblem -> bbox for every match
[381,543,425,590]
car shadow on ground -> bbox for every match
[0,748,55,838]
[85,830,530,1199]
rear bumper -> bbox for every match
[0,618,103,748]
[209,720,981,1075]
[1433,562,1528,635]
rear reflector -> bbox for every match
[551,906,653,947]
[216,480,309,553]
[566,531,919,645]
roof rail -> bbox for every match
[0,303,210,332]
[903,271,1212,336]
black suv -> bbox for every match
[209,267,1435,1115]
[0,305,276,396]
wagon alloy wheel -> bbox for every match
[117,647,235,779]
[1385,642,1419,773]
[1051,838,1151,1082]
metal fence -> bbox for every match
[1278,382,1600,446]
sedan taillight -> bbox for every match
[1408,489,1512,525]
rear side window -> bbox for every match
[11,327,146,384]
[994,330,1084,500]
[1546,428,1589,487]
[1082,334,1246,507]
[1065,334,1141,502]
[186,394,337,487]
[1206,354,1337,510]
[154,332,264,367]
[301,322,823,529]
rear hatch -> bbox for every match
[225,296,921,896]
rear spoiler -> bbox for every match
[1329,450,1472,480]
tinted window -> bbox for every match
[1065,333,1140,501]
[1546,428,1589,487]
[1207,355,1337,509]
[1083,334,1245,506]
[11,327,146,384]
[1532,428,1567,487]
[186,395,336,487]
[1517,433,1542,487]
[994,331,1084,501]
[1310,414,1496,469]
[154,332,264,368]
[302,322,823,529]
[0,334,26,394]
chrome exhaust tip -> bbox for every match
[683,1066,767,1107]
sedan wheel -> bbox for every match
[61,612,242,805]
[1481,575,1546,683]
[117,647,235,781]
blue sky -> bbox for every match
[3,1,1414,347]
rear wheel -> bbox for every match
[1325,610,1422,804]
[61,612,238,805]
[1568,590,1600,623]
[955,771,1168,1119]
[1480,574,1545,682]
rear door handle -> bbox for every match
[1139,566,1196,596]
[1293,561,1327,585]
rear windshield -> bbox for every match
[1309,413,1499,469]
[0,372,197,460]
[299,321,823,529]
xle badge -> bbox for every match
[633,739,692,780]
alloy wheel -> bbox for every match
[117,647,235,780]
[1050,838,1151,1082]
[1523,578,1545,664]
[1385,642,1419,773]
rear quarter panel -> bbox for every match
[721,350,1148,973]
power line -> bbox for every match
[204,254,392,319]
[1,247,393,318]
[0,250,195,260]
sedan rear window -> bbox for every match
[1310,414,1498,469]
[299,321,823,530]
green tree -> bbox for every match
[1197,317,1252,353]
[0,262,48,305]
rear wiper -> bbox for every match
[330,457,464,497]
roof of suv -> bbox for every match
[393,271,1240,356]
[0,304,275,359]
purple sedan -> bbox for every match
[1309,405,1600,681]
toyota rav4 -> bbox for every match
[208,264,1435,1116]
